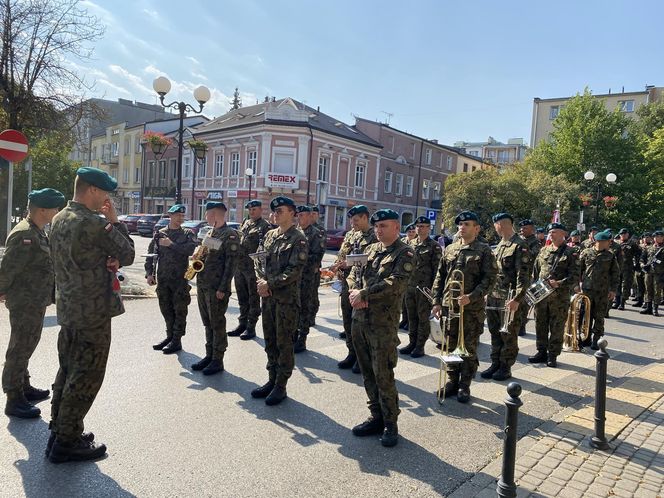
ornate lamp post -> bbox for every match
[246,167,254,201]
[584,170,617,226]
[189,140,208,219]
[152,76,210,205]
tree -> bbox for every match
[230,87,242,110]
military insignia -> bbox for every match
[407,251,414,257]
[104,223,113,232]
[229,235,237,239]
[298,252,307,261]
[230,244,238,251]
[299,240,306,245]
[403,262,413,272]
[22,238,32,245]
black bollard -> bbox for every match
[497,382,523,498]
[589,337,611,450]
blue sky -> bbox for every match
[79,0,664,146]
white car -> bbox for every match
[197,222,240,242]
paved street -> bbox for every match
[1,235,663,497]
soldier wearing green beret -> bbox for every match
[146,204,197,354]
[517,219,541,337]
[581,226,599,250]
[432,211,498,403]
[309,204,326,325]
[604,231,623,317]
[567,230,583,255]
[348,209,414,447]
[190,202,241,375]
[640,230,664,316]
[634,232,653,308]
[251,196,308,405]
[48,167,135,462]
[1,189,65,419]
[228,200,270,340]
[613,228,641,311]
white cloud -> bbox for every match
[190,71,208,81]
[109,64,152,95]
[142,9,160,22]
[98,79,131,96]
[186,56,200,65]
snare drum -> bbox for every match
[525,279,555,306]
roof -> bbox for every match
[533,87,661,103]
[84,98,172,136]
[197,98,382,148]
[145,116,210,135]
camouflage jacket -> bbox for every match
[619,239,641,272]
[237,216,271,269]
[641,244,664,275]
[257,224,308,304]
[523,234,542,260]
[314,221,327,239]
[145,226,197,281]
[0,218,54,309]
[432,238,498,311]
[196,224,240,293]
[302,224,326,270]
[336,227,376,282]
[579,247,620,293]
[408,236,442,288]
[532,244,579,297]
[50,201,135,328]
[608,240,623,272]
[581,238,595,250]
[493,233,532,302]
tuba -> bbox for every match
[184,244,207,280]
[563,293,591,352]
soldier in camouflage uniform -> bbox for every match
[528,223,579,368]
[614,228,641,310]
[604,233,623,317]
[347,209,414,448]
[517,219,542,336]
[228,200,270,340]
[310,205,326,326]
[398,223,417,331]
[190,202,240,375]
[1,188,64,419]
[567,230,583,254]
[633,232,652,308]
[581,226,599,250]
[432,211,498,403]
[48,167,135,463]
[578,230,620,349]
[251,196,308,406]
[399,216,442,358]
[294,205,326,353]
[640,230,664,316]
[481,213,531,381]
[146,204,197,354]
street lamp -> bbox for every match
[152,76,210,205]
[190,142,208,219]
[584,170,617,226]
[246,167,254,201]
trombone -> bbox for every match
[563,293,591,352]
[486,287,516,335]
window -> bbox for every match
[446,156,453,171]
[354,162,365,188]
[247,150,257,174]
[405,176,413,196]
[170,159,177,180]
[159,160,166,182]
[470,150,479,157]
[549,105,564,120]
[395,174,403,195]
[425,148,432,165]
[112,129,120,135]
[422,179,430,200]
[411,143,416,159]
[498,150,510,163]
[148,161,156,185]
[231,152,240,175]
[318,155,329,182]
[134,166,140,183]
[384,170,393,193]
[124,138,130,156]
[433,181,441,199]
[463,163,469,172]
[215,154,224,177]
[618,100,634,113]
[184,156,191,178]
[92,146,97,159]
[123,167,129,183]
[135,137,142,153]
[390,136,395,154]
[111,141,119,157]
[273,152,294,173]
[198,157,207,177]
[472,166,477,172]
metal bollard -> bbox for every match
[497,382,523,498]
[589,337,611,450]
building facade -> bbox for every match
[454,136,527,167]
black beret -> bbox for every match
[405,223,416,231]
[205,201,227,211]
[618,228,629,235]
[168,204,186,214]
[536,227,546,233]
[643,232,652,237]
[311,205,320,213]
[415,216,430,225]
[347,205,369,218]
[547,222,567,232]
[653,230,664,236]
[454,211,479,225]
[28,188,65,209]
[518,219,534,227]
[492,212,513,223]
[269,196,295,211]
[76,167,118,192]
[296,205,312,213]
[245,200,262,209]
[370,209,399,225]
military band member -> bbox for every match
[640,230,664,316]
[147,204,197,354]
[400,216,442,358]
[481,213,531,382]
[1,188,65,419]
[634,232,653,308]
[48,167,135,463]
[398,222,417,330]
[228,200,270,340]
[536,227,547,245]
[581,226,599,249]
[190,202,240,375]
[578,230,620,349]
[432,211,498,403]
[604,231,623,318]
[528,223,579,368]
[517,219,542,336]
[294,205,326,353]
[310,205,326,325]
[348,209,414,447]
[251,197,308,405]
[567,230,583,253]
[614,228,641,310]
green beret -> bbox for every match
[570,230,580,237]
[653,230,664,236]
[492,212,513,223]
[618,228,629,235]
[245,200,262,209]
[547,222,566,232]
[405,223,416,231]
[643,232,652,238]
[205,201,227,211]
[454,211,479,225]
[415,216,430,225]
[347,205,369,218]
[296,205,312,213]
[27,188,65,209]
[590,226,599,232]
[370,209,399,225]
[594,230,612,241]
[168,204,186,214]
[311,205,320,213]
[518,219,534,227]
[76,167,118,192]
[269,196,295,211]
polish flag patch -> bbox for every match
[22,239,32,245]
[104,223,113,232]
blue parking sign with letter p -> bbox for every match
[426,210,436,220]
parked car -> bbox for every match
[326,229,348,250]
[120,214,142,234]
[137,214,167,237]
[182,220,207,237]
[152,218,170,236]
[197,222,240,242]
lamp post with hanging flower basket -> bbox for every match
[603,196,618,209]
[579,193,593,207]
[187,139,208,218]
[584,170,617,226]
[142,131,172,156]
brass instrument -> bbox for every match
[563,293,591,352]
[184,244,208,280]
[486,287,516,335]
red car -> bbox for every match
[120,214,142,234]
[182,220,208,237]
[326,229,348,250]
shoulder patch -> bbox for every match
[22,238,32,245]
[299,239,306,245]
[407,251,414,257]
[104,223,113,232]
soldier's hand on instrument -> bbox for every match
[216,290,225,300]
[507,299,519,312]
[257,279,270,297]
[106,257,120,273]
[349,289,363,307]
[608,291,616,301]
[338,260,349,270]
[548,279,560,289]
[146,275,156,286]
[458,294,471,306]
[432,304,442,319]
[158,237,173,247]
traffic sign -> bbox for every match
[426,209,437,220]
[0,129,29,162]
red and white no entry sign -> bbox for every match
[0,129,29,162]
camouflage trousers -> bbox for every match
[445,308,484,386]
[261,297,298,387]
[311,270,321,326]
[197,287,230,361]
[616,269,635,302]
[234,265,261,328]
[645,273,664,304]
[157,279,191,338]
[585,289,610,338]
[635,271,646,300]
[534,293,569,355]
[340,283,353,353]
[404,287,432,348]
[486,297,523,367]
[50,322,111,443]
[298,266,320,336]
[2,304,47,394]
[351,307,400,423]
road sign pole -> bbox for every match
[6,161,13,236]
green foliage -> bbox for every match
[230,87,242,110]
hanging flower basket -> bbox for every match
[578,193,593,206]
[603,196,618,209]
[142,131,172,155]
[187,139,208,160]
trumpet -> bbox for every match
[486,287,516,335]
[184,245,207,280]
[563,293,591,352]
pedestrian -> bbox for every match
[48,167,135,463]
[1,188,65,419]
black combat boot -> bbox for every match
[4,391,40,419]
[590,336,600,350]
[191,356,212,371]
[492,364,512,381]
[352,361,361,374]
[265,385,287,406]
[399,341,416,355]
[338,353,356,369]
[398,319,409,330]
[410,345,425,358]
[380,422,399,447]
[640,302,653,315]
[251,380,275,399]
[528,350,548,363]
[580,335,592,348]
[240,326,256,340]
[480,363,500,379]
[202,358,224,376]
[46,431,95,457]
[152,336,171,350]
[632,298,643,307]
[293,335,307,354]
[654,305,660,317]
[618,298,626,311]
[227,323,246,337]
[457,384,471,403]
[162,337,182,354]
[546,353,557,368]
[24,385,50,402]
[518,323,526,337]
[437,373,459,399]
[611,300,620,309]
[48,437,107,464]
[351,415,384,437]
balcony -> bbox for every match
[101,153,119,165]
[144,186,176,198]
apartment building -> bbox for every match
[454,137,527,167]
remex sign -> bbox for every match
[265,173,298,189]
